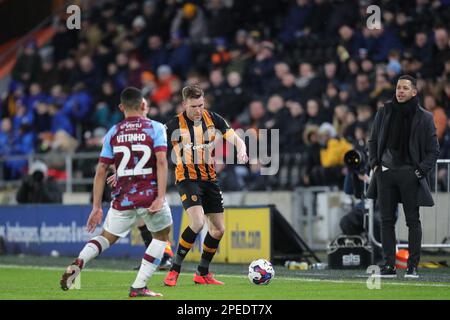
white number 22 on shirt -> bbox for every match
[113,145,152,177]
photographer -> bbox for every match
[16,160,62,204]
[343,123,371,199]
[342,141,383,264]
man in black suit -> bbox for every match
[367,75,440,278]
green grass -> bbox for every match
[1,265,450,300]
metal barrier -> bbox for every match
[293,186,340,250]
[0,151,179,193]
[367,159,450,252]
[0,152,99,192]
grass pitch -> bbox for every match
[1,255,450,300]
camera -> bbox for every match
[344,147,369,199]
[344,149,368,175]
[32,170,45,183]
[28,160,48,184]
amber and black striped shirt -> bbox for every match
[165,110,233,183]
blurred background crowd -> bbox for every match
[1,0,450,194]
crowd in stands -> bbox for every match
[1,0,450,192]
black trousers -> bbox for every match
[377,167,422,267]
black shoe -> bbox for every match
[404,266,419,279]
[376,265,397,278]
[159,256,172,270]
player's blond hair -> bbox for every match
[182,85,204,101]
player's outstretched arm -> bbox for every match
[148,150,168,214]
[87,162,109,232]
[225,131,249,164]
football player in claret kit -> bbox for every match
[163,85,248,286]
[107,100,174,271]
[60,87,173,297]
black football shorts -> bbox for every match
[176,180,224,214]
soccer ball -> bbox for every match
[248,259,275,285]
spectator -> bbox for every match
[361,58,375,76]
[333,104,350,138]
[247,41,277,95]
[36,59,60,93]
[386,55,403,82]
[317,122,353,186]
[394,10,415,47]
[11,40,42,86]
[16,160,62,204]
[131,16,147,51]
[221,71,249,122]
[170,2,208,43]
[440,82,450,115]
[355,105,374,131]
[410,31,433,68]
[351,73,372,106]
[210,37,232,70]
[227,29,253,75]
[157,0,179,42]
[264,94,288,131]
[366,25,403,63]
[300,124,321,186]
[370,73,394,104]
[207,0,233,39]
[27,83,47,111]
[306,0,332,36]
[63,83,92,127]
[284,100,307,153]
[167,31,192,79]
[267,62,291,94]
[279,73,300,102]
[127,55,146,89]
[279,0,312,44]
[11,99,33,134]
[325,0,358,36]
[151,65,179,105]
[33,102,52,137]
[49,103,73,137]
[338,25,367,60]
[57,57,77,89]
[424,94,448,143]
[305,98,327,125]
[70,56,102,95]
[145,35,168,72]
[296,62,323,104]
[7,123,35,180]
[321,60,341,89]
[51,21,78,63]
[142,0,162,37]
[207,69,227,115]
[0,118,13,157]
[325,82,341,109]
[238,99,270,136]
[432,27,450,78]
